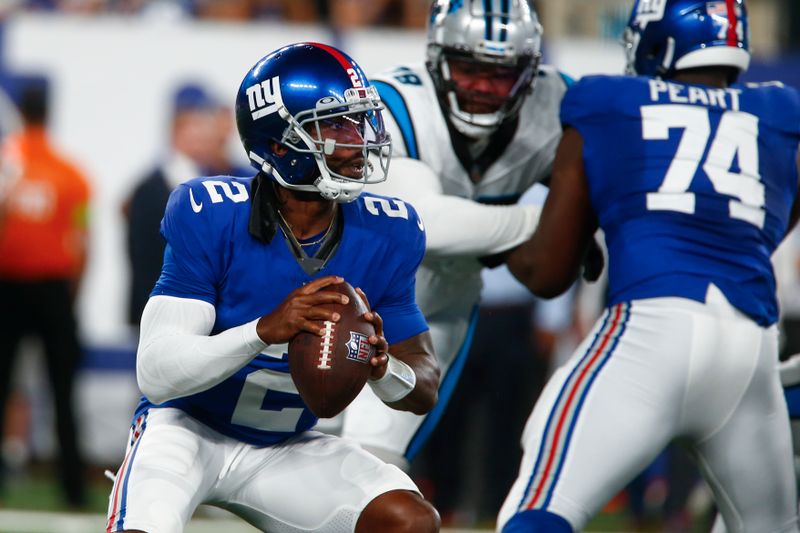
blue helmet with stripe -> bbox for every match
[624,0,750,80]
[235,42,391,202]
[426,0,542,138]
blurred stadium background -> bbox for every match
[0,1,797,532]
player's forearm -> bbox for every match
[385,355,439,415]
[136,295,267,403]
[418,197,541,257]
[507,236,581,298]
[379,332,440,414]
[369,157,541,257]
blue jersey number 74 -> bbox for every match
[641,104,764,229]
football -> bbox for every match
[288,281,376,418]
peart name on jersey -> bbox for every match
[647,79,743,110]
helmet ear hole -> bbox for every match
[647,43,663,62]
[271,142,289,156]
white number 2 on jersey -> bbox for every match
[231,369,304,432]
[641,104,764,228]
[364,197,409,219]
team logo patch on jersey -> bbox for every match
[246,75,283,120]
[633,0,667,27]
[346,332,374,363]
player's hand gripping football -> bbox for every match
[256,276,349,345]
[354,287,391,380]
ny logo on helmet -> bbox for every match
[246,76,283,120]
[634,0,667,28]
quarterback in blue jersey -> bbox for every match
[497,1,800,532]
[106,43,441,533]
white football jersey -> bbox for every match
[375,62,564,199]
[343,63,569,463]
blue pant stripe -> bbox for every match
[116,415,148,530]
[515,307,616,510]
[540,304,631,509]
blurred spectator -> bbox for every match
[190,0,427,25]
[194,0,258,20]
[25,0,105,13]
[194,0,426,26]
[14,0,427,26]
[329,0,427,28]
[124,82,250,328]
[0,79,90,508]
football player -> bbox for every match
[106,42,441,533]
[342,0,578,470]
[497,1,800,531]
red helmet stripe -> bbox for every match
[309,42,356,73]
[726,0,738,46]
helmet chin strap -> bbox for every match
[323,159,377,203]
[249,149,364,203]
[448,110,500,139]
[659,37,676,76]
[313,157,365,203]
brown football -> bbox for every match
[288,281,376,418]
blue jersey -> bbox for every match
[562,75,800,326]
[135,176,428,446]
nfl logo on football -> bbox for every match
[346,332,374,363]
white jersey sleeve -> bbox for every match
[370,157,540,256]
[136,295,267,404]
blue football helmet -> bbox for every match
[235,42,391,202]
[426,0,542,138]
[624,0,750,79]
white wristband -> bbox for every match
[369,354,416,403]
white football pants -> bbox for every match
[106,407,418,533]
[498,285,798,533]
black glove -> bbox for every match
[581,237,604,282]
[478,250,511,269]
